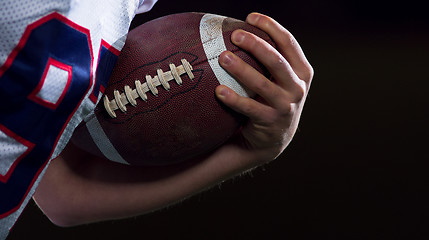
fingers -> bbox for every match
[219,51,296,112]
[246,12,314,84]
[215,85,278,123]
[229,29,305,102]
[216,13,313,122]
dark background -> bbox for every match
[8,0,429,239]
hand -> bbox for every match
[215,12,314,162]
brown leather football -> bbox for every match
[72,12,274,166]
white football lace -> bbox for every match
[104,58,194,118]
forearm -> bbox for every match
[33,137,267,227]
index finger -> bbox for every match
[246,13,314,83]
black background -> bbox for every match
[8,0,429,239]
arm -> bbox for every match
[33,134,267,227]
[33,12,313,227]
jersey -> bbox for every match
[0,0,157,238]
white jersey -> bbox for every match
[0,0,157,238]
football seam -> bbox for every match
[104,58,195,118]
[108,51,199,86]
[104,68,204,124]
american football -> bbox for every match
[72,12,274,166]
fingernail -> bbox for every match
[246,13,260,25]
[220,52,233,66]
[217,87,229,99]
[232,31,245,44]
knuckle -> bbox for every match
[291,85,305,103]
[273,80,304,104]
[275,93,294,114]
[288,34,297,47]
[254,78,272,94]
[282,30,296,46]
[245,107,258,118]
[302,64,314,83]
[270,54,287,70]
[237,97,255,116]
[277,30,297,50]
[279,101,293,115]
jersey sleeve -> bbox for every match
[136,0,158,14]
[0,0,150,238]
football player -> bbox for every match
[0,1,313,238]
